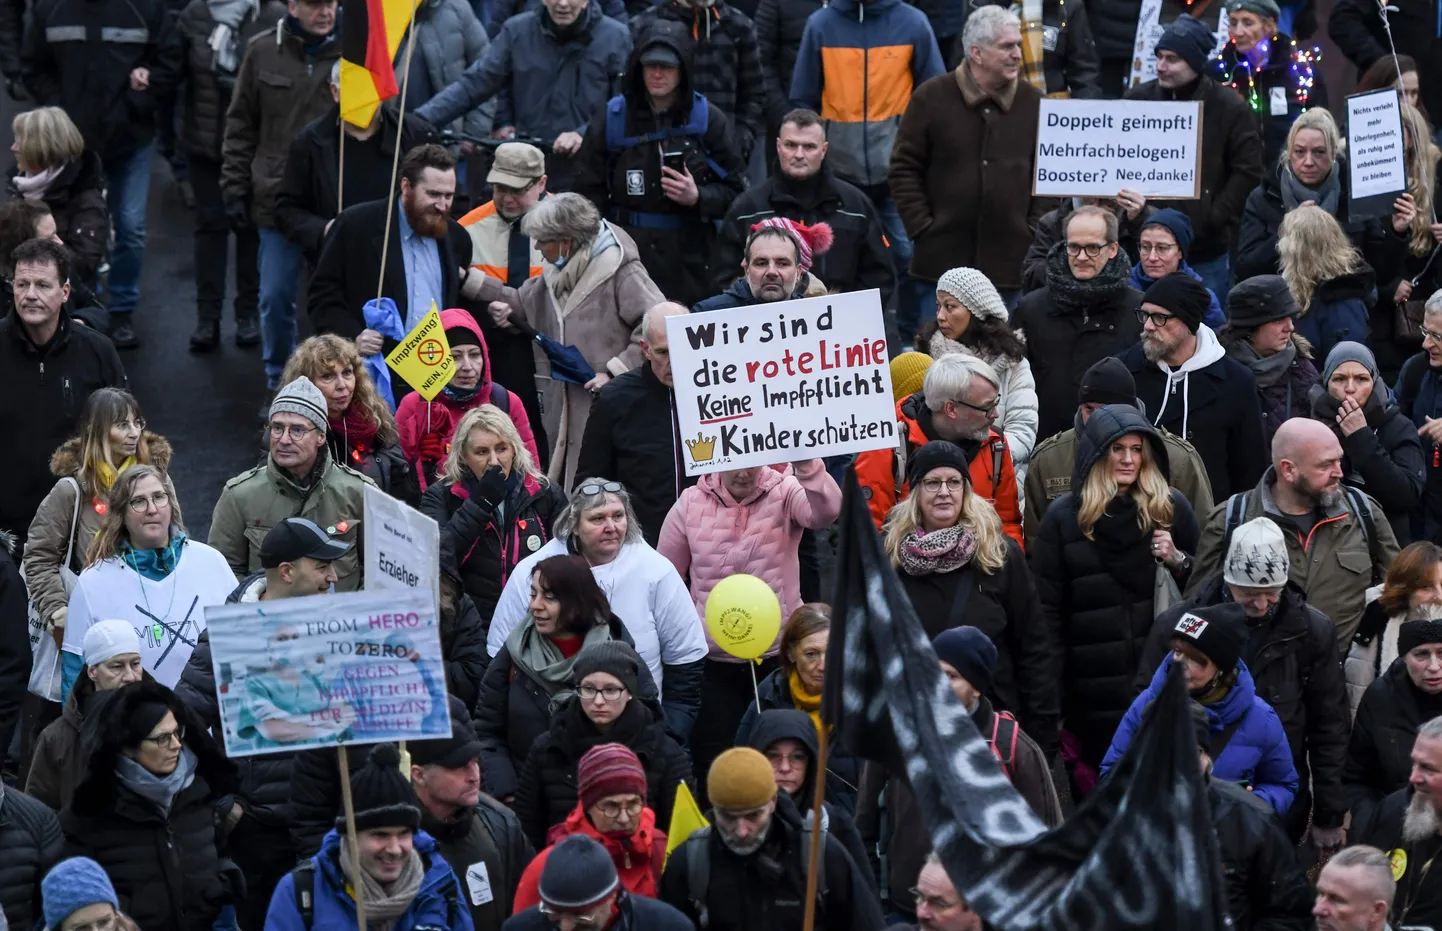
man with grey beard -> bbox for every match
[1357,715,1442,931]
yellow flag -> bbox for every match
[385,303,455,401]
[664,781,710,867]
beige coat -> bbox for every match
[464,222,662,488]
[23,433,174,627]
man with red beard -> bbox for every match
[1357,715,1442,931]
[308,143,474,398]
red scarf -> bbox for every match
[330,406,379,455]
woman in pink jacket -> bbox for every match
[655,459,841,797]
[395,309,541,491]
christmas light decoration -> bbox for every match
[1211,36,1320,113]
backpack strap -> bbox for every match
[1220,491,1249,558]
[990,439,1004,494]
[489,382,511,414]
[1342,485,1382,584]
[989,710,1020,780]
[291,862,317,931]
[686,828,712,930]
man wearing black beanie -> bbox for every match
[1118,272,1268,500]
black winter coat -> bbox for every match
[896,537,1059,755]
[1208,780,1314,931]
[0,312,126,542]
[289,741,369,858]
[1138,576,1349,830]
[0,788,62,931]
[574,364,698,546]
[513,695,691,849]
[505,891,694,931]
[1012,272,1143,442]
[0,533,31,768]
[1020,200,1151,295]
[1118,339,1268,501]
[713,165,895,301]
[1395,351,1442,543]
[5,151,109,286]
[325,426,420,507]
[1357,786,1442,931]
[1310,386,1426,546]
[1234,161,1408,285]
[421,476,569,629]
[1125,76,1264,264]
[167,0,282,161]
[1343,657,1442,833]
[1031,405,1199,768]
[752,0,820,123]
[440,575,493,712]
[1329,0,1442,124]
[61,682,239,931]
[734,670,863,815]
[1212,35,1327,167]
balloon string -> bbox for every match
[751,660,761,712]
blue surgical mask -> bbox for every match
[548,254,569,270]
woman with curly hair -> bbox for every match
[280,335,418,504]
[1278,204,1377,363]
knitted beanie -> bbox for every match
[1078,357,1138,407]
[707,747,777,810]
[571,641,643,698]
[1155,14,1216,74]
[336,743,422,833]
[269,376,329,433]
[1223,517,1289,588]
[1398,615,1442,658]
[1142,272,1212,333]
[933,626,997,697]
[1321,340,1380,385]
[751,218,835,274]
[43,858,120,931]
[907,440,972,489]
[83,619,140,666]
[1171,604,1250,673]
[538,836,620,910]
[890,352,933,403]
[577,743,649,811]
[1226,0,1281,19]
[935,267,1008,321]
[1140,209,1195,259]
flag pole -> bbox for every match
[375,21,419,304]
[802,723,829,931]
[337,745,368,931]
[338,119,346,212]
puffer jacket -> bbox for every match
[26,673,107,811]
[1030,404,1200,769]
[393,0,493,139]
[420,473,568,632]
[1309,382,1425,546]
[1207,779,1316,931]
[0,787,62,931]
[1295,268,1379,365]
[23,431,173,626]
[512,803,667,912]
[656,461,840,660]
[169,0,283,161]
[513,695,691,849]
[1343,655,1442,832]
[1104,657,1299,815]
[395,309,541,492]
[4,151,109,286]
[61,681,239,931]
[734,669,863,814]
[923,330,1039,482]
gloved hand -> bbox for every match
[224,198,253,231]
[477,465,508,508]
[1310,825,1345,854]
[417,433,446,461]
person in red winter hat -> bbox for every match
[692,220,835,312]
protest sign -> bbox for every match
[386,303,455,400]
[205,588,450,757]
[1347,89,1408,219]
[363,483,440,611]
[1128,0,1228,88]
[1033,99,1203,198]
[666,289,897,476]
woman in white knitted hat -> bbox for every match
[919,268,1038,484]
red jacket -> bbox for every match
[512,804,668,913]
[395,309,540,491]
[852,393,1024,548]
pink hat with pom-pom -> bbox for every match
[750,217,834,274]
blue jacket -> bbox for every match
[1293,268,1376,366]
[1101,657,1299,816]
[1128,261,1224,330]
[264,829,474,931]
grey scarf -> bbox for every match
[1280,162,1341,215]
[504,618,615,701]
[207,0,256,77]
[339,840,425,931]
[1230,340,1297,389]
[115,745,198,815]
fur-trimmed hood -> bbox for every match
[50,431,173,481]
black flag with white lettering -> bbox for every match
[822,471,1230,931]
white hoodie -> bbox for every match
[1151,324,1226,439]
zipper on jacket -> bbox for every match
[861,43,871,182]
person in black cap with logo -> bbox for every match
[1217,275,1318,445]
[504,834,692,931]
[1023,357,1214,539]
[411,712,533,931]
[1118,272,1268,501]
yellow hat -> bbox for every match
[890,352,933,403]
[707,747,777,810]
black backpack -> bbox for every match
[1219,486,1381,583]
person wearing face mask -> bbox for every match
[514,743,667,910]
[1139,516,1347,847]
[1218,275,1318,445]
[1309,341,1425,544]
[60,681,238,931]
[1126,210,1225,329]
[27,620,147,812]
[398,310,541,491]
[1349,542,1442,714]
[516,645,690,849]
[1104,602,1299,816]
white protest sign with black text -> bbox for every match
[363,483,440,611]
[1034,99,1203,199]
[1346,89,1408,218]
[666,290,897,476]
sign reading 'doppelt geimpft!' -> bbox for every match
[1033,99,1203,199]
[204,588,450,758]
[666,289,898,477]
[1346,89,1408,219]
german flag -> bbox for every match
[339,0,419,127]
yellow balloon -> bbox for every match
[705,574,782,661]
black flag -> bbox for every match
[822,472,1231,931]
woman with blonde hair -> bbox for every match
[420,404,568,629]
[6,106,108,287]
[60,465,233,698]
[280,334,417,504]
[1032,405,1199,788]
[885,440,1057,758]
[1278,205,1376,361]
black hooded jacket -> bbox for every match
[0,785,62,931]
[1344,656,1442,833]
[60,682,239,931]
[735,669,863,815]
[1207,779,1314,931]
[1031,404,1199,768]
[1309,383,1425,546]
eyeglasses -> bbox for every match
[1138,242,1178,257]
[127,491,171,513]
[1065,242,1113,258]
[270,422,320,441]
[539,904,604,928]
[141,725,185,749]
[1137,309,1178,328]
[116,418,146,432]
[765,750,809,768]
[910,887,961,913]
[576,480,624,497]
[578,684,627,701]
[920,477,966,493]
[1423,326,1442,345]
[593,797,644,819]
[953,395,1000,415]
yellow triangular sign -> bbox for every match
[385,302,455,401]
[664,781,710,868]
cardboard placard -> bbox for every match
[385,303,455,400]
[362,483,440,612]
[1033,99,1204,199]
